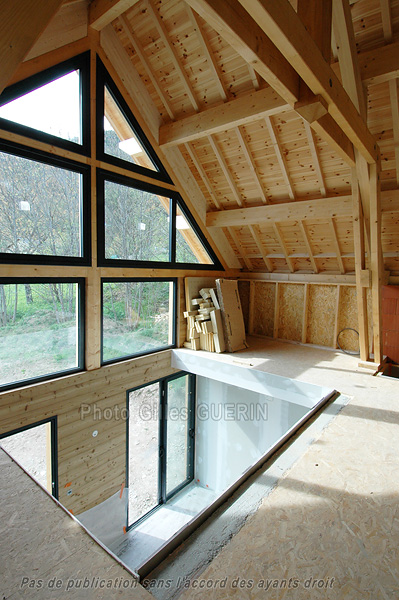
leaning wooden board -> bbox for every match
[216,279,247,352]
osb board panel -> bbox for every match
[277,283,304,342]
[306,285,337,347]
[238,280,250,332]
[337,286,359,352]
[253,282,275,337]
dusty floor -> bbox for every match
[151,338,399,600]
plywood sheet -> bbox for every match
[216,279,246,352]
[306,285,337,347]
[277,283,304,342]
[253,282,275,337]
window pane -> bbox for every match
[128,383,159,525]
[104,180,169,262]
[0,152,82,257]
[166,376,189,496]
[102,280,173,362]
[175,204,213,264]
[0,71,81,144]
[0,282,80,388]
[104,87,157,172]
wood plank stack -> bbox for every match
[183,287,226,352]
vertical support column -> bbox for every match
[369,161,383,364]
[352,172,369,360]
[86,47,102,371]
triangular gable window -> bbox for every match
[0,53,90,155]
[175,202,214,265]
[96,57,171,183]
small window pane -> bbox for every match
[104,180,170,262]
[175,204,213,264]
[104,87,157,172]
[0,71,81,144]
[102,280,174,362]
[0,282,80,388]
[0,152,82,257]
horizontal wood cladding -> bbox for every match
[0,350,177,514]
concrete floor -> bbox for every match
[147,338,399,599]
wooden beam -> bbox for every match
[273,222,295,272]
[185,0,300,105]
[206,194,353,227]
[303,121,326,196]
[235,126,268,204]
[186,5,229,102]
[145,0,200,112]
[329,218,345,273]
[311,113,355,166]
[227,227,253,270]
[159,87,289,147]
[0,0,64,95]
[356,41,399,86]
[89,0,140,30]
[237,0,377,163]
[265,116,295,200]
[248,224,273,271]
[297,0,332,64]
[184,142,221,209]
[299,220,318,273]
[208,135,244,207]
[381,0,393,42]
[369,161,383,364]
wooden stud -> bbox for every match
[369,161,383,364]
[333,284,341,348]
[248,280,255,334]
[273,282,280,338]
[302,283,309,343]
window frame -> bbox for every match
[96,57,172,184]
[101,277,177,365]
[97,168,222,270]
[0,52,90,155]
[0,416,59,499]
[0,140,91,266]
[125,371,195,530]
[0,277,85,392]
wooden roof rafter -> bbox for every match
[208,134,244,207]
[273,222,295,272]
[89,0,140,30]
[265,115,296,200]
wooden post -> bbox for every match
[369,161,383,364]
[352,173,369,360]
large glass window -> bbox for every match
[0,53,90,153]
[0,147,89,263]
[0,280,84,390]
[102,279,175,363]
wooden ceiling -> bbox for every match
[2,0,399,277]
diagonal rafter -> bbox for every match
[208,135,244,207]
[273,222,294,272]
[235,126,268,204]
[265,116,295,200]
[248,224,273,271]
[227,227,253,270]
[145,0,200,111]
[303,121,327,197]
[118,15,175,120]
[184,142,221,209]
[299,220,319,273]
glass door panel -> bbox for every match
[166,375,191,497]
[128,382,159,526]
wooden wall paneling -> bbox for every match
[252,282,275,337]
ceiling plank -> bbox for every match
[237,0,377,163]
[89,0,140,30]
[159,86,289,147]
[145,0,200,111]
[185,0,300,105]
[235,126,268,204]
[0,0,64,95]
[265,116,296,200]
[206,195,353,227]
[118,15,175,120]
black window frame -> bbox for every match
[0,140,91,266]
[0,277,85,392]
[97,168,222,270]
[0,52,90,156]
[96,56,172,184]
[101,277,177,365]
[126,371,196,530]
[0,416,59,499]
